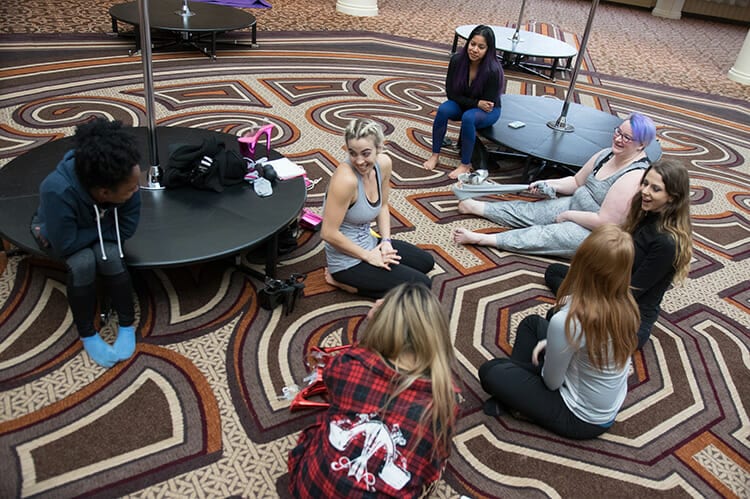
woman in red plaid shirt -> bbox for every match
[288,282,458,498]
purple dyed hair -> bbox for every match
[626,113,656,147]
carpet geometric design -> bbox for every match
[1,30,748,498]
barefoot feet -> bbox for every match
[452,227,484,245]
[324,267,358,294]
[448,163,472,179]
[457,198,484,216]
[423,154,439,171]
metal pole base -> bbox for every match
[176,0,195,16]
[547,118,575,133]
[141,166,166,190]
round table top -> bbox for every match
[0,127,305,269]
[482,94,662,168]
[455,24,577,59]
[110,0,256,33]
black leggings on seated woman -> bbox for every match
[479,315,608,440]
[331,239,433,299]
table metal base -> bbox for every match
[110,0,258,60]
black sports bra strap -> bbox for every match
[592,150,614,175]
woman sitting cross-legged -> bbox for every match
[453,113,656,258]
[322,118,434,298]
[545,159,692,349]
[288,282,459,498]
[422,24,504,179]
[479,224,639,440]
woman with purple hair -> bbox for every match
[423,25,504,179]
[453,113,657,258]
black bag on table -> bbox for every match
[164,136,247,192]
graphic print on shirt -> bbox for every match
[328,413,411,491]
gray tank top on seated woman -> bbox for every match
[325,161,382,274]
[569,148,650,213]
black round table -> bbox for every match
[480,94,662,178]
[0,127,306,278]
[110,0,257,59]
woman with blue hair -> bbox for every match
[453,113,656,258]
[423,25,504,179]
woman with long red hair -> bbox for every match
[479,224,639,439]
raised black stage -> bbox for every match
[0,127,306,277]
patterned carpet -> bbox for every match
[1,28,749,498]
[1,0,749,102]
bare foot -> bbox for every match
[448,163,472,179]
[324,267,358,294]
[452,227,483,245]
[457,198,484,216]
[423,154,439,171]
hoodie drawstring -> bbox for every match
[113,207,124,258]
[93,205,124,260]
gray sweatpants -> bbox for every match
[483,198,591,258]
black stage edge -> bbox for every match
[0,127,306,279]
[479,94,662,181]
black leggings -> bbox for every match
[479,315,608,440]
[65,243,135,338]
[332,239,434,299]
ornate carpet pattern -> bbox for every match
[1,31,749,498]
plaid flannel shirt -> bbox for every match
[288,346,451,498]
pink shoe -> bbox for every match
[238,123,274,159]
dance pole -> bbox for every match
[547,0,599,132]
[511,0,528,43]
[137,0,165,189]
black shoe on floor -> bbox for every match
[483,398,504,417]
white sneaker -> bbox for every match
[457,170,489,185]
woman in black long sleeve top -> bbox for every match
[423,24,504,179]
[545,160,693,348]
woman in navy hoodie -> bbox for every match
[32,118,141,368]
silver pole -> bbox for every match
[511,0,527,43]
[138,0,165,189]
[547,0,600,132]
[176,0,195,16]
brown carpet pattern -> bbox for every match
[0,0,749,101]
[0,27,749,499]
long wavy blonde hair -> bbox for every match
[359,282,457,457]
[557,225,640,370]
[622,159,693,283]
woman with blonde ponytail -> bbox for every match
[480,225,639,440]
[288,282,458,497]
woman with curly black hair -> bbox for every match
[32,118,142,368]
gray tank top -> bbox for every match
[570,148,649,212]
[324,162,382,273]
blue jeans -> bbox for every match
[431,100,501,165]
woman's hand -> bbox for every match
[365,242,401,270]
[555,210,572,223]
[478,99,494,113]
[528,181,544,195]
[532,340,547,366]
